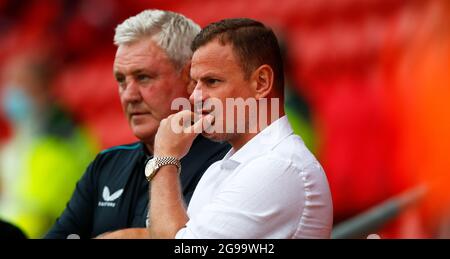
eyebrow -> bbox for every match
[201,75,219,81]
[113,71,124,79]
[192,71,223,80]
[131,69,148,75]
[114,69,152,77]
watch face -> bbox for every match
[145,158,156,178]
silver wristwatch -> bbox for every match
[144,156,181,182]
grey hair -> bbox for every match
[114,10,201,70]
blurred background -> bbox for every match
[0,0,448,238]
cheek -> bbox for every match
[118,92,128,111]
[187,81,196,95]
[160,79,189,106]
[141,85,173,116]
[231,81,252,97]
[140,82,162,103]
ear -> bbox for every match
[250,64,274,99]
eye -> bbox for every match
[136,74,151,83]
[115,75,126,88]
[206,78,220,85]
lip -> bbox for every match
[201,106,215,114]
[201,110,211,115]
[130,112,150,118]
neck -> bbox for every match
[229,133,257,151]
[144,140,154,155]
[229,106,285,151]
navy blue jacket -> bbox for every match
[45,136,230,238]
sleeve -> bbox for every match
[175,156,307,239]
[44,158,99,239]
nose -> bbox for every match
[189,83,207,105]
[122,80,142,103]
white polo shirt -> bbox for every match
[175,115,333,239]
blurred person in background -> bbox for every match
[46,10,230,239]
[0,218,27,239]
[0,51,98,238]
[279,39,316,153]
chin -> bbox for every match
[202,132,233,143]
[131,125,157,143]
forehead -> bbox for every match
[190,40,242,77]
[114,38,172,72]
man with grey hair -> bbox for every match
[45,10,229,239]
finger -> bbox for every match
[176,109,194,119]
[191,114,214,134]
[203,113,215,132]
[174,110,196,127]
[191,116,204,134]
[203,113,214,126]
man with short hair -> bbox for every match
[145,18,333,239]
[45,10,229,239]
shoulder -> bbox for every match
[99,142,142,156]
[84,141,143,181]
[93,141,143,164]
[271,134,323,172]
[236,155,301,187]
[235,135,329,194]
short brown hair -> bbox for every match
[191,18,284,93]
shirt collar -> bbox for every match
[221,115,293,170]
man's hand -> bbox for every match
[154,110,213,158]
[95,228,150,239]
